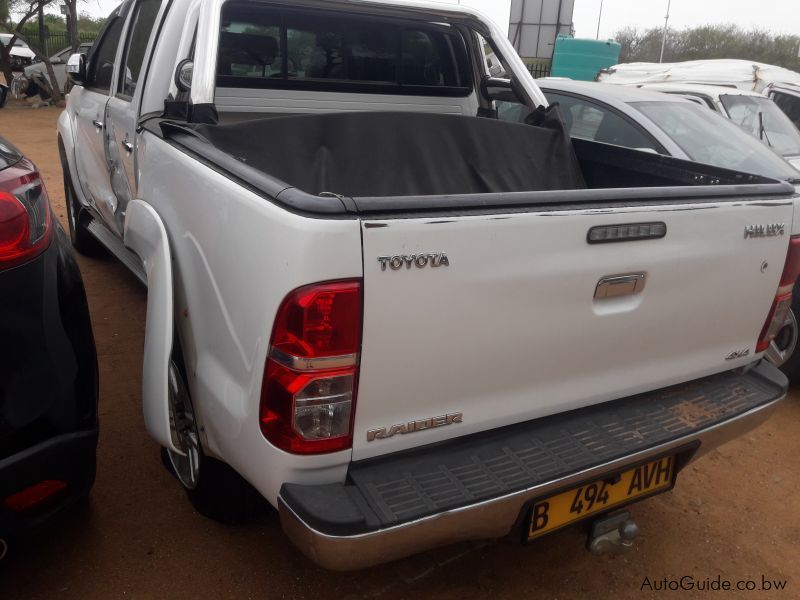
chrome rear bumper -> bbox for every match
[279,362,786,570]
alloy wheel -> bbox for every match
[765,308,798,368]
[167,360,201,490]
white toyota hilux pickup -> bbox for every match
[59,0,798,570]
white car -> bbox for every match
[0,34,37,70]
[59,0,797,570]
[635,83,800,171]
[596,60,800,169]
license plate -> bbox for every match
[527,455,676,540]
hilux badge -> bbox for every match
[744,223,785,239]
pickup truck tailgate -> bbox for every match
[353,199,793,460]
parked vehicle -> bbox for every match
[15,43,93,101]
[513,80,800,377]
[505,80,800,179]
[597,60,800,169]
[633,83,800,171]
[0,34,37,70]
[60,0,797,570]
[596,59,800,96]
[0,137,98,559]
[765,83,800,131]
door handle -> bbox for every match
[594,273,647,300]
[121,140,133,153]
[92,120,104,130]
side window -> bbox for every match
[55,47,72,62]
[118,0,162,98]
[476,34,506,78]
[771,92,800,129]
[87,16,125,92]
[666,92,715,111]
[545,92,660,151]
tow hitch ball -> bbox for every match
[587,511,639,555]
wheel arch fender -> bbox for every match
[124,199,181,454]
[57,112,89,209]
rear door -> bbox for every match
[105,0,163,235]
[72,7,126,228]
[352,199,794,460]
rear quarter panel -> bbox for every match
[134,132,363,504]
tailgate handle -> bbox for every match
[595,273,647,300]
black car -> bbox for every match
[0,137,98,558]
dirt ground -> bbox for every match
[1,99,799,600]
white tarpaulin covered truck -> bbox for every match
[597,59,800,130]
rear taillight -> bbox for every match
[757,236,800,353]
[3,479,68,513]
[0,161,52,271]
[260,280,362,454]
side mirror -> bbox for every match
[66,53,86,86]
[0,83,8,108]
[480,76,525,105]
[175,59,193,93]
[51,57,63,65]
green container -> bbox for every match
[550,36,621,81]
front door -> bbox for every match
[72,7,127,230]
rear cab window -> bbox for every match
[217,4,473,97]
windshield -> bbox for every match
[719,94,800,158]
[632,101,800,182]
[0,35,24,48]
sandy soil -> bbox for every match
[0,99,798,599]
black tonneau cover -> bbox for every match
[190,111,586,197]
[157,111,794,218]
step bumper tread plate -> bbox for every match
[278,361,787,570]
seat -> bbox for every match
[218,31,279,77]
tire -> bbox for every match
[163,339,269,525]
[61,157,104,256]
[771,297,800,382]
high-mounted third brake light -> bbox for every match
[260,280,362,454]
[757,236,800,353]
[0,162,52,271]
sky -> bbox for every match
[77,0,800,39]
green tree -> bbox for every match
[615,24,800,72]
[1,0,65,103]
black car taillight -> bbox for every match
[0,161,52,271]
